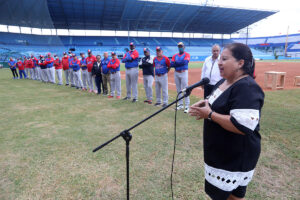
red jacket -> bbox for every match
[86,55,96,72]
[17,61,25,70]
[25,60,34,68]
[54,59,63,69]
[62,56,69,70]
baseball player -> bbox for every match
[8,57,18,79]
[69,52,76,87]
[45,53,55,83]
[122,42,139,103]
[107,52,121,99]
[24,57,29,79]
[70,54,83,90]
[153,47,170,107]
[31,55,40,81]
[80,52,88,91]
[62,52,70,85]
[171,42,191,113]
[39,55,48,82]
[139,48,154,104]
[86,49,97,93]
[54,55,63,85]
[27,57,35,79]
[17,58,26,79]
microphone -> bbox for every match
[181,77,210,93]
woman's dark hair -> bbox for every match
[225,43,255,78]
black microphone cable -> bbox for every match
[170,91,182,200]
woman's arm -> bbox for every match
[210,112,244,135]
[189,100,245,135]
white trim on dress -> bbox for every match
[205,163,254,191]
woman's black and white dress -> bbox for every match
[203,76,264,199]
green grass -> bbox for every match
[0,69,299,199]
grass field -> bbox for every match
[0,68,299,200]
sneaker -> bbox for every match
[65,84,69,86]
[108,95,114,98]
[184,107,189,113]
[76,87,79,89]
[148,100,152,104]
[116,96,121,99]
[162,104,168,108]
[89,89,92,93]
[123,97,130,100]
[176,105,184,110]
[154,103,161,106]
[132,99,138,103]
[144,100,149,103]
[93,90,97,94]
[82,88,87,91]
[71,85,75,87]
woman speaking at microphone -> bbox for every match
[189,43,264,200]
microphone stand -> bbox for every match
[93,90,192,200]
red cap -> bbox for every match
[47,53,51,56]
[156,46,162,51]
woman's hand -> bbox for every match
[189,100,212,120]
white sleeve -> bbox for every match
[201,60,207,79]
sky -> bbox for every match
[151,0,300,37]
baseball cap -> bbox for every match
[144,48,150,52]
[177,42,184,46]
[111,52,116,55]
[63,52,67,55]
[47,53,51,56]
[156,46,162,51]
[87,49,92,54]
[130,42,134,46]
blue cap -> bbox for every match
[143,48,150,52]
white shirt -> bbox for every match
[201,55,222,85]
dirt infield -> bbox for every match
[121,62,300,97]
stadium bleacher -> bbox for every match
[0,32,281,61]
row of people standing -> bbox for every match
[8,42,222,113]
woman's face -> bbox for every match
[218,48,243,79]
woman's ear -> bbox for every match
[238,59,244,70]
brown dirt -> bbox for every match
[121,62,300,97]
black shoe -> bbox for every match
[132,99,138,103]
[71,85,75,87]
[154,103,161,106]
[123,97,130,100]
[162,104,168,108]
[65,84,69,86]
[76,87,79,89]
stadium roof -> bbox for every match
[0,0,277,34]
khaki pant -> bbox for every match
[102,73,111,95]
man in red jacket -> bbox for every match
[39,55,48,82]
[17,58,27,79]
[107,52,121,99]
[86,49,97,93]
[31,54,40,81]
[45,53,55,83]
[27,57,34,80]
[62,52,70,86]
[54,55,63,85]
